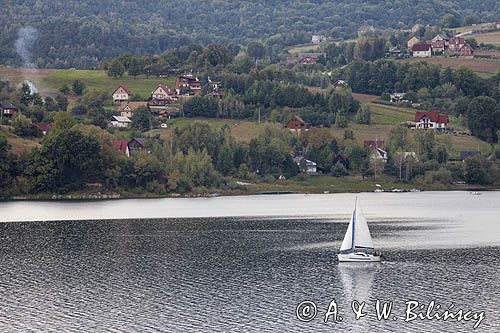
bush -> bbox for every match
[331,162,349,177]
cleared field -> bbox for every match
[287,43,321,54]
[469,31,500,46]
[401,57,500,74]
[0,67,175,99]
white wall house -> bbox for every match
[412,44,432,58]
[112,86,132,104]
[414,112,449,131]
[108,115,131,128]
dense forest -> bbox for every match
[1,0,498,68]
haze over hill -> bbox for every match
[0,0,498,69]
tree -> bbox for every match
[463,157,492,184]
[467,96,500,143]
[247,41,266,62]
[55,94,69,111]
[107,60,125,78]
[12,114,38,137]
[441,14,460,28]
[355,105,372,124]
[131,107,153,131]
[128,57,144,78]
[200,44,233,68]
[72,80,85,95]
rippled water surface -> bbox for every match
[0,192,499,332]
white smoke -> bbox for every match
[15,26,39,68]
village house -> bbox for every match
[294,156,318,174]
[390,93,406,103]
[175,75,202,96]
[412,43,432,57]
[287,115,311,132]
[333,153,350,169]
[286,53,326,65]
[118,102,149,118]
[414,111,449,131]
[0,101,18,119]
[458,43,474,58]
[112,139,130,157]
[311,35,326,44]
[333,80,348,89]
[151,84,177,101]
[448,37,466,52]
[407,36,421,50]
[33,123,52,136]
[208,78,224,99]
[371,148,388,163]
[128,138,146,157]
[108,115,132,128]
[112,86,132,104]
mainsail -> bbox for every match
[339,200,374,252]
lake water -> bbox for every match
[0,191,499,332]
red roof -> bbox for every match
[415,112,449,124]
[412,43,431,52]
[112,140,129,153]
[33,123,52,132]
[364,140,384,150]
[114,86,132,95]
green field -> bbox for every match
[0,67,175,100]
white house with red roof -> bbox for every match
[151,84,177,101]
[112,86,132,104]
[414,112,449,131]
[412,44,432,57]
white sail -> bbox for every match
[339,200,374,252]
[339,210,355,251]
[353,203,374,249]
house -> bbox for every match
[371,148,388,163]
[460,151,481,161]
[312,35,326,44]
[459,43,474,58]
[448,37,466,52]
[175,75,202,96]
[333,80,348,89]
[412,44,432,57]
[128,138,146,157]
[294,156,318,174]
[118,102,149,118]
[414,111,449,131]
[407,36,420,50]
[151,84,177,102]
[33,123,52,136]
[390,93,406,103]
[430,39,446,53]
[208,78,224,99]
[388,47,404,58]
[112,139,130,157]
[287,115,311,131]
[333,153,350,169]
[364,140,385,150]
[299,56,320,65]
[0,101,18,119]
[108,115,132,128]
[112,86,132,104]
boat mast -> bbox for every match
[351,197,357,251]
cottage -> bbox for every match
[208,78,225,99]
[371,148,388,163]
[112,86,132,104]
[412,44,432,58]
[33,123,52,136]
[175,75,202,96]
[312,35,326,44]
[128,138,146,157]
[414,111,449,131]
[333,153,350,169]
[460,151,481,161]
[0,101,18,119]
[459,43,474,58]
[112,139,130,157]
[448,37,466,52]
[294,156,318,174]
[118,102,149,118]
[287,115,311,131]
[151,84,177,101]
[333,80,348,89]
[390,93,406,103]
[407,36,421,50]
[108,115,132,128]
[430,39,446,53]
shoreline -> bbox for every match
[1,184,498,202]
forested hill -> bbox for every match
[1,0,498,68]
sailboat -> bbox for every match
[338,199,382,262]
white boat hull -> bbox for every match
[338,252,382,263]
